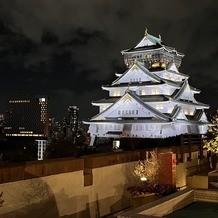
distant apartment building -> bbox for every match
[67,105,79,134]
[62,106,79,139]
[4,94,49,138]
[36,139,48,160]
[0,113,4,140]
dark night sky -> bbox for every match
[0,0,218,121]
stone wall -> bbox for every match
[0,149,210,217]
[0,162,134,218]
[118,188,218,218]
[194,189,218,202]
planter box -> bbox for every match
[131,194,162,208]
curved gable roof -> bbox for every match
[112,61,161,85]
[91,90,170,121]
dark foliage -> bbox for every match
[127,183,178,197]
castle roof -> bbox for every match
[91,91,170,121]
[111,61,161,86]
[121,30,184,57]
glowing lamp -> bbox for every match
[140,176,147,181]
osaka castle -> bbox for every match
[84,29,210,146]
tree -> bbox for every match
[134,151,159,185]
[45,137,76,158]
[203,110,218,153]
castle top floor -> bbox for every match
[121,29,184,70]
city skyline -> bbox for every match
[0,0,218,121]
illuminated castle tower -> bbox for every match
[84,30,210,146]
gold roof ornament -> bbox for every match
[133,59,137,64]
[159,34,161,40]
[122,92,132,102]
[144,28,148,36]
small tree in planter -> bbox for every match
[127,150,178,200]
[203,110,218,168]
[134,150,159,185]
[203,111,218,153]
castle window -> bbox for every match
[152,89,159,94]
[168,108,173,113]
[152,62,160,68]
[113,90,120,96]
[156,104,164,109]
[184,110,189,115]
[165,89,170,95]
[146,54,152,58]
[140,90,146,95]
[102,105,107,111]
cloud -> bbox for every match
[50,88,106,120]
[0,0,218,119]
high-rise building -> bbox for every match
[84,29,211,146]
[4,94,49,138]
[68,106,79,133]
[62,106,79,140]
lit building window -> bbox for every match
[156,104,164,109]
[152,62,160,68]
[152,89,160,94]
[146,54,152,58]
[184,110,189,115]
[168,108,173,113]
[161,63,166,68]
[113,90,120,96]
[39,98,46,102]
[102,105,107,111]
[140,90,146,95]
[165,89,170,95]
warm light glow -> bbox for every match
[134,151,159,184]
[140,90,146,95]
[140,176,147,181]
[161,63,166,68]
[152,62,160,68]
[165,89,170,95]
[168,108,173,113]
[40,98,46,102]
[113,90,120,96]
[146,54,152,58]
[102,105,107,111]
[156,104,164,109]
[152,89,160,94]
